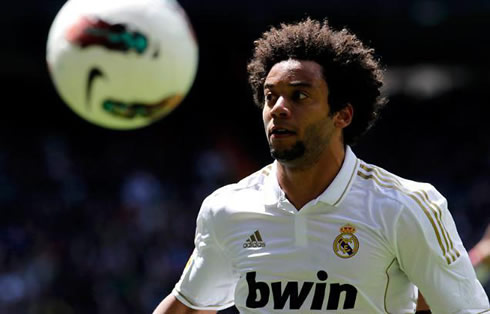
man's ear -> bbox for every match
[334,103,353,129]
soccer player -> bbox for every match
[470,224,490,268]
[153,18,490,313]
[470,224,490,287]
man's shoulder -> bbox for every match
[200,163,273,213]
[209,163,273,197]
[354,160,446,211]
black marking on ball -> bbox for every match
[86,67,105,110]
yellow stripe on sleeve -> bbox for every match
[357,165,460,264]
[368,166,461,262]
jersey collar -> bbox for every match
[263,146,359,208]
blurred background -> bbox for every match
[1,0,490,313]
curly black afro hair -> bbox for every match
[247,18,387,145]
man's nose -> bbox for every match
[270,96,291,118]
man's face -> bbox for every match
[262,59,336,168]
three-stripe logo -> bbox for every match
[243,230,266,248]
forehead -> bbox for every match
[264,59,325,87]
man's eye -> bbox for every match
[292,91,308,101]
[264,93,275,103]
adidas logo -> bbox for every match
[243,230,266,248]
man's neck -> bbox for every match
[276,143,346,210]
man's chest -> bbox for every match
[220,210,393,278]
[213,206,399,311]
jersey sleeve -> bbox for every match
[172,197,236,310]
[394,185,489,314]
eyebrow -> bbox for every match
[264,81,313,89]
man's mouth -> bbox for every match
[270,128,296,138]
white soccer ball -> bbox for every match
[46,0,198,130]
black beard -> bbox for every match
[270,141,306,162]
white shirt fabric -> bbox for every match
[172,146,490,313]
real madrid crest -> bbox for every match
[333,224,359,259]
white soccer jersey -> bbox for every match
[172,146,490,313]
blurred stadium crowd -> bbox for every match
[2,0,490,313]
[0,128,256,313]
